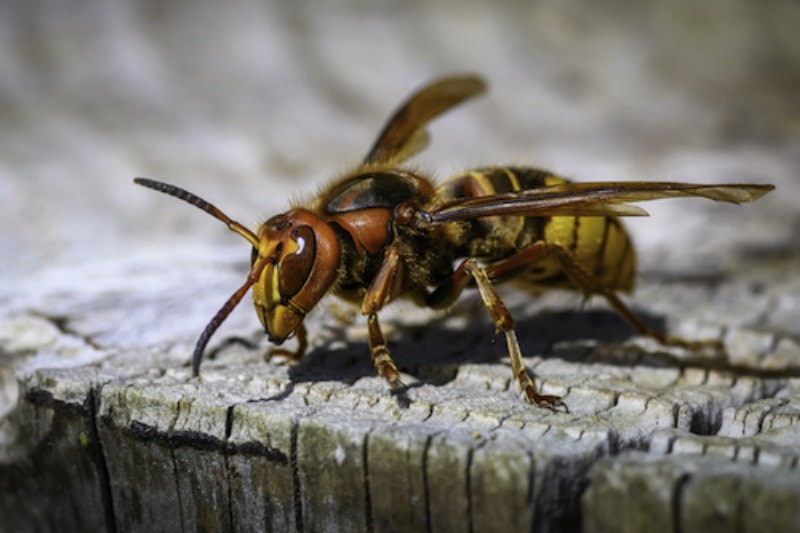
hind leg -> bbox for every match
[550,245,724,351]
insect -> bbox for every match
[135,74,773,411]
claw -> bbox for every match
[383,366,407,391]
[526,388,570,413]
[267,347,304,363]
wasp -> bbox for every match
[135,74,773,411]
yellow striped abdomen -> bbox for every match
[531,213,636,292]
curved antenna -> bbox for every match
[191,253,274,376]
[134,177,260,247]
[135,176,272,375]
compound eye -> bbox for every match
[278,226,316,298]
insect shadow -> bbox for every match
[283,303,674,393]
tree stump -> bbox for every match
[2,2,799,531]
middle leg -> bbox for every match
[462,258,568,411]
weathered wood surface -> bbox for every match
[1,2,799,532]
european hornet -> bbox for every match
[135,74,773,411]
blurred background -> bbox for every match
[1,1,798,407]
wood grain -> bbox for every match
[1,1,799,531]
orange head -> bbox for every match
[251,209,341,345]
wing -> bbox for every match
[363,75,487,166]
[427,181,775,225]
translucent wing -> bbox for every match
[364,75,487,166]
[428,181,775,225]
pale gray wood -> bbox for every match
[1,2,799,532]
[584,453,800,533]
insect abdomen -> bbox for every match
[438,166,636,292]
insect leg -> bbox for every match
[462,258,568,411]
[550,245,725,351]
[268,323,309,362]
[427,240,550,309]
[367,313,405,390]
[361,245,407,390]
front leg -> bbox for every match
[367,312,405,390]
[268,323,309,362]
[362,245,407,391]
